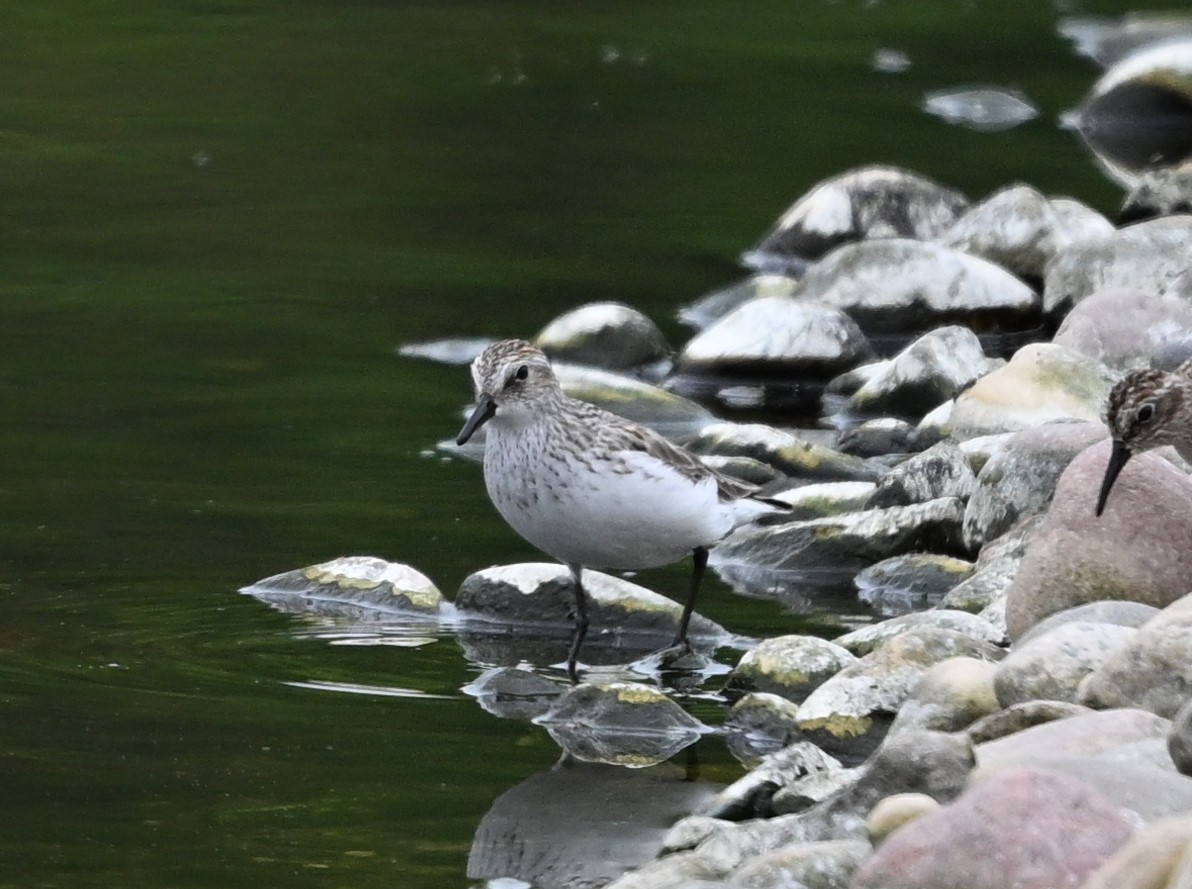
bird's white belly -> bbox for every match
[484,442,732,570]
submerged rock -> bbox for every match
[678,274,801,330]
[854,553,975,616]
[535,302,670,371]
[922,86,1038,132]
[462,666,563,721]
[241,555,446,618]
[742,165,969,272]
[722,693,805,767]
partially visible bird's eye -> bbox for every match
[1137,402,1155,424]
[515,365,529,381]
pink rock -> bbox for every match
[851,767,1135,889]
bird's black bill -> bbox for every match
[456,394,496,445]
[1095,441,1132,517]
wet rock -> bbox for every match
[939,515,1034,613]
[922,86,1038,132]
[768,481,877,520]
[834,610,1005,656]
[461,666,563,721]
[867,439,976,509]
[712,498,967,596]
[698,454,787,488]
[700,740,846,819]
[795,627,1003,759]
[1169,698,1192,776]
[742,165,968,272]
[837,418,925,458]
[1060,12,1192,67]
[939,184,1112,280]
[850,768,1136,889]
[241,555,446,618]
[1053,287,1192,373]
[961,420,1106,550]
[1044,216,1192,317]
[635,731,971,888]
[534,681,708,767]
[535,302,670,370]
[965,700,1091,744]
[678,295,872,376]
[684,422,878,482]
[722,693,804,767]
[726,838,870,889]
[947,343,1117,439]
[456,563,727,663]
[887,656,999,735]
[679,274,800,330]
[1076,40,1192,188]
[724,635,857,703]
[1121,161,1192,223]
[795,239,1040,338]
[993,621,1135,706]
[1016,599,1160,645]
[1078,595,1192,718]
[866,793,940,845]
[855,553,975,616]
[1004,441,1192,640]
[1081,814,1192,889]
[553,364,714,437]
[846,325,993,419]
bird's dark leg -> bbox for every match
[672,546,708,650]
[566,563,589,685]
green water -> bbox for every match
[0,1,1148,886]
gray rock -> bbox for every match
[994,621,1136,706]
[847,325,993,418]
[1169,698,1192,777]
[961,420,1107,550]
[1062,14,1192,67]
[937,184,1113,280]
[837,418,925,458]
[742,165,969,272]
[796,239,1040,336]
[867,439,976,509]
[835,610,1006,656]
[534,681,707,767]
[1052,286,1192,372]
[723,693,805,767]
[851,768,1136,889]
[698,454,787,488]
[922,86,1038,132]
[725,635,858,703]
[534,301,670,370]
[684,422,878,482]
[456,563,727,665]
[947,343,1117,440]
[1079,595,1192,718]
[240,555,446,618]
[711,499,966,596]
[965,699,1092,744]
[855,554,976,616]
[1017,600,1161,645]
[938,526,1029,614]
[679,295,872,375]
[888,656,1000,735]
[1004,441,1192,640]
[679,274,800,330]
[1121,161,1192,223]
[976,706,1171,765]
[553,363,714,437]
[726,838,870,889]
[796,627,1003,759]
[700,740,846,819]
[1044,215,1192,317]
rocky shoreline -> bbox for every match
[247,34,1192,889]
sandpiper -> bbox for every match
[456,339,788,682]
[1097,358,1192,516]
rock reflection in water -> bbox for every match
[467,757,721,889]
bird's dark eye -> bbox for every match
[514,365,529,382]
[1137,403,1155,424]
